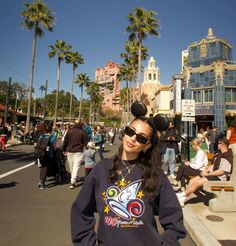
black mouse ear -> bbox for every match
[131,101,147,117]
[153,114,169,131]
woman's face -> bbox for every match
[191,141,199,150]
[123,119,153,157]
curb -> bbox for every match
[183,205,221,246]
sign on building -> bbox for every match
[182,99,195,117]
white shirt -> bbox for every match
[190,149,208,171]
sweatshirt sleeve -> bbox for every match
[71,174,97,246]
[157,173,186,245]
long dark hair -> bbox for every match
[109,117,162,201]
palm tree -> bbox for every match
[48,40,71,127]
[39,85,46,98]
[120,40,148,102]
[126,7,160,99]
[118,64,136,123]
[74,73,90,120]
[86,81,102,124]
[65,51,84,122]
[20,0,55,133]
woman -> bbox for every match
[35,123,56,190]
[197,128,206,143]
[172,138,208,192]
[93,125,104,160]
[226,119,236,150]
[71,102,186,245]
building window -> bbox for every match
[193,90,202,103]
[154,73,156,80]
[200,43,207,57]
[204,89,213,102]
[149,73,152,80]
[225,88,236,102]
[232,89,236,102]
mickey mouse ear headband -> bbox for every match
[131,101,169,131]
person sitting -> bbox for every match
[177,137,233,207]
[172,138,208,192]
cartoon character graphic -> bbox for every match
[105,179,145,220]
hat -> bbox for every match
[87,141,95,148]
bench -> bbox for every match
[203,146,236,212]
[187,152,215,180]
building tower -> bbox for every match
[141,56,162,115]
[95,61,120,112]
[182,28,236,132]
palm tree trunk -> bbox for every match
[126,80,129,117]
[43,80,48,123]
[26,28,37,134]
[89,101,92,124]
[78,86,83,120]
[54,59,61,127]
[69,66,75,122]
[138,37,142,101]
[129,80,132,121]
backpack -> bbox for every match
[34,134,52,159]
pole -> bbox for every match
[33,98,36,116]
[4,77,12,124]
[43,80,48,123]
[61,103,64,125]
[187,121,190,161]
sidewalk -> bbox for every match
[184,194,236,246]
[168,174,236,246]
[6,138,22,147]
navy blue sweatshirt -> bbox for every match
[71,157,186,245]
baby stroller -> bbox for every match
[46,149,67,184]
[47,136,68,184]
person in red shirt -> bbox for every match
[226,119,236,151]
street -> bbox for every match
[0,141,195,246]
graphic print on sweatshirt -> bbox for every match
[102,179,145,228]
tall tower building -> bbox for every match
[141,56,162,115]
[143,56,160,85]
[95,61,120,111]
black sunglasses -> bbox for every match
[124,126,149,144]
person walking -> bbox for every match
[84,141,96,177]
[93,125,104,160]
[177,137,233,207]
[172,138,208,192]
[0,123,9,152]
[34,124,56,190]
[70,101,186,245]
[161,121,180,178]
[84,121,93,142]
[63,120,88,189]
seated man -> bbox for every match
[177,137,233,207]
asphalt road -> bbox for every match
[0,140,195,246]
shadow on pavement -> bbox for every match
[0,181,18,189]
[186,190,215,206]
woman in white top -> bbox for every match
[172,138,208,191]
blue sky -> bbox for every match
[1,0,236,99]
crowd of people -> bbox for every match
[32,120,121,190]
[1,110,236,244]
